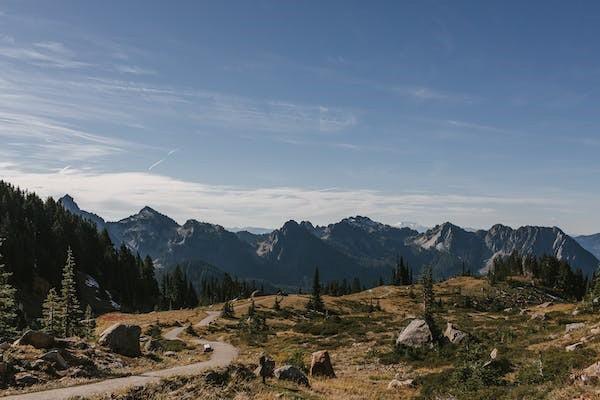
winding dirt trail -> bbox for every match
[2,311,238,400]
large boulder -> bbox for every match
[310,350,335,378]
[444,323,467,344]
[13,330,55,349]
[274,365,310,386]
[40,350,69,370]
[396,319,433,348]
[576,361,600,384]
[98,324,141,357]
[565,323,586,334]
[14,372,41,387]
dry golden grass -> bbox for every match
[96,308,207,334]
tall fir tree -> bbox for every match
[306,266,325,313]
[59,247,83,337]
[0,241,17,339]
[40,287,61,336]
[83,304,95,339]
[421,266,435,321]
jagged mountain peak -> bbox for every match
[58,194,78,208]
[58,194,106,230]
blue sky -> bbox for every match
[0,1,599,233]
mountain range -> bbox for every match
[59,195,600,290]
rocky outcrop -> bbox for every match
[274,365,310,386]
[574,361,600,384]
[13,330,55,349]
[98,324,141,357]
[310,350,335,378]
[443,323,467,344]
[396,319,433,348]
[565,323,586,333]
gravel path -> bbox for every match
[1,311,237,400]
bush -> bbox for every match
[516,347,595,385]
[284,349,308,373]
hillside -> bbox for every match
[576,233,600,260]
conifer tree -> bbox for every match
[306,266,325,313]
[421,266,435,319]
[59,247,83,337]
[248,298,256,317]
[82,304,96,339]
[0,242,17,339]
[273,296,281,311]
[221,300,235,318]
[41,287,61,336]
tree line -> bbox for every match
[0,181,159,315]
[488,251,587,300]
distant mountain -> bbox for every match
[58,195,106,231]
[576,233,600,260]
[228,226,274,235]
[395,221,429,233]
[59,196,600,288]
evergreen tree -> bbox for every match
[273,296,281,311]
[82,304,95,339]
[248,298,256,317]
[221,300,235,318]
[58,247,83,337]
[421,266,435,323]
[306,266,325,313]
[0,242,17,339]
[40,287,61,336]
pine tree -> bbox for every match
[306,266,325,313]
[221,300,235,318]
[0,242,17,339]
[421,266,435,320]
[273,296,281,311]
[248,298,256,317]
[41,287,61,336]
[58,247,83,337]
[82,304,95,339]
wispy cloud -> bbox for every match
[148,149,178,171]
[115,65,157,75]
[0,40,89,68]
[0,165,576,230]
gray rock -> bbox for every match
[274,365,310,386]
[13,330,55,349]
[144,339,164,353]
[577,361,600,384]
[310,350,335,378]
[566,342,584,352]
[14,372,40,387]
[396,319,432,348]
[98,324,141,357]
[444,323,467,344]
[388,378,414,389]
[0,342,10,350]
[164,351,176,357]
[565,323,586,333]
[40,350,69,370]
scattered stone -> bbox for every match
[566,342,584,352]
[0,342,10,350]
[576,361,600,384]
[98,323,141,357]
[274,365,310,386]
[14,372,40,387]
[503,308,513,313]
[566,323,586,333]
[387,378,415,389]
[572,310,581,316]
[40,350,69,370]
[144,339,164,353]
[538,302,553,308]
[443,323,467,344]
[591,327,600,336]
[490,348,498,360]
[164,351,177,357]
[13,330,55,349]
[529,312,546,321]
[310,350,335,378]
[396,319,433,348]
